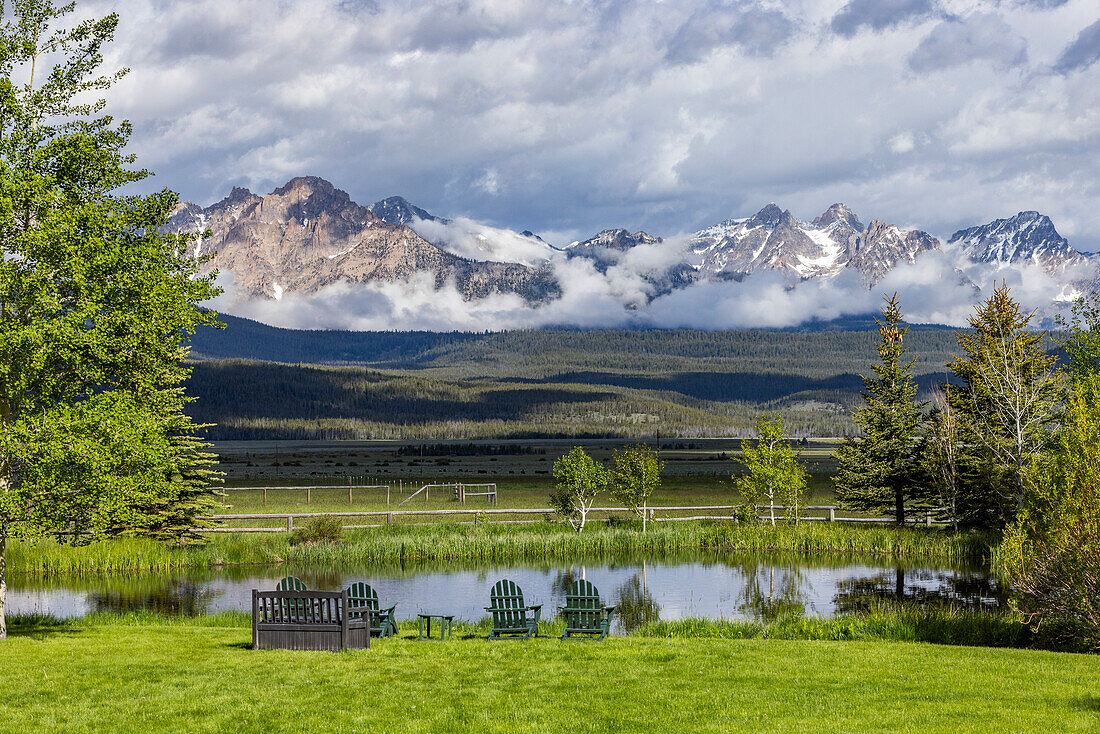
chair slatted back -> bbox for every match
[565,579,603,631]
[489,579,527,629]
[346,582,379,621]
[275,576,308,617]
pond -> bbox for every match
[8,551,1004,634]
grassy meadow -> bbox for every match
[8,521,997,577]
[2,613,1097,733]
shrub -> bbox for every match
[289,516,344,546]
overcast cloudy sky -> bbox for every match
[87,0,1100,250]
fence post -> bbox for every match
[307,487,311,505]
[386,512,392,526]
[926,512,932,528]
[349,481,353,506]
[829,507,836,522]
[263,488,267,507]
[387,485,391,507]
[287,515,293,532]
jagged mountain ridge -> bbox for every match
[171,176,1096,311]
[688,203,941,283]
[168,177,557,303]
[948,211,1089,273]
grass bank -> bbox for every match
[2,614,1096,733]
[8,521,998,578]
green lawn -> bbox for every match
[2,619,1096,733]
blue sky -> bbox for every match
[89,0,1100,250]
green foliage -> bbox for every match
[1055,290,1100,383]
[735,414,808,524]
[948,283,1062,525]
[609,444,664,531]
[923,387,962,529]
[0,0,221,637]
[289,516,344,546]
[1000,373,1100,650]
[548,447,608,532]
[834,294,925,523]
[8,522,996,577]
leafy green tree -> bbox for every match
[0,0,220,639]
[924,386,961,530]
[834,294,924,524]
[948,283,1061,522]
[735,414,808,525]
[1000,373,1100,649]
[1056,291,1099,383]
[610,444,663,533]
[549,447,608,533]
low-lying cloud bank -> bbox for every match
[210,240,1086,332]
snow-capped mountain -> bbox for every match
[565,228,664,268]
[167,177,557,303]
[170,175,1098,323]
[366,195,445,226]
[948,211,1089,274]
[688,203,937,283]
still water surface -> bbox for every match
[9,551,1003,634]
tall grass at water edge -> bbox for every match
[8,520,998,577]
[636,603,1035,648]
[8,604,1048,650]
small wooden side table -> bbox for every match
[418,613,454,641]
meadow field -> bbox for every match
[2,614,1096,733]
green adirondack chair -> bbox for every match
[274,576,308,618]
[559,579,616,640]
[346,582,398,638]
[486,579,542,640]
[275,576,307,591]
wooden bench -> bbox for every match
[252,589,370,651]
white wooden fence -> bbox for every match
[195,504,945,533]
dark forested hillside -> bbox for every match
[184,316,968,440]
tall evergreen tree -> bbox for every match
[948,283,1061,524]
[833,294,924,524]
[0,0,221,639]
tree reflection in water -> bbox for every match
[89,579,217,616]
[615,570,661,632]
[735,561,811,622]
[833,566,1007,614]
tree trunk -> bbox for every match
[642,501,647,534]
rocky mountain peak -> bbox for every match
[948,210,1085,273]
[368,195,441,226]
[812,203,864,232]
[746,203,787,228]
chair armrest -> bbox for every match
[531,604,542,624]
[381,604,397,617]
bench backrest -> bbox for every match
[564,579,604,629]
[489,579,528,629]
[255,590,346,625]
[346,582,379,620]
